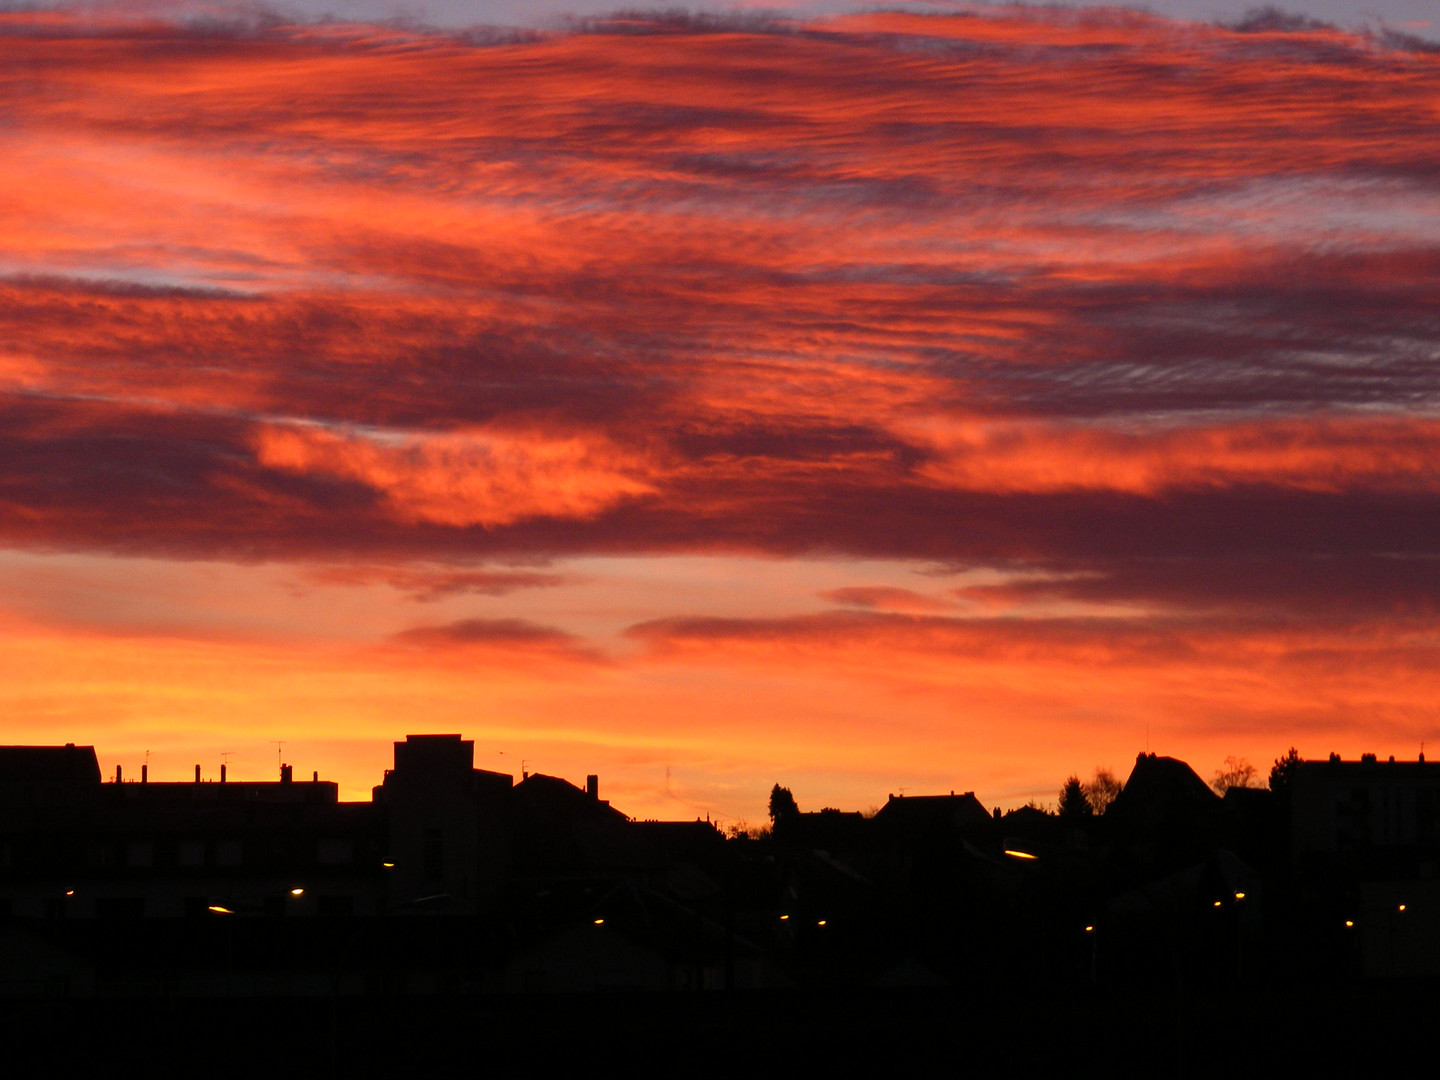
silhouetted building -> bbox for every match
[374,734,512,914]
[873,790,993,841]
[5,739,1429,996]
[1292,753,1440,857]
[1106,753,1224,869]
[0,744,381,921]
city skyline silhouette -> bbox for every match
[5,12,1440,1067]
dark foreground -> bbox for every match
[4,982,1435,1076]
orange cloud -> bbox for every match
[903,415,1440,495]
[3,8,1440,821]
[253,423,659,527]
[819,586,954,614]
[303,563,570,600]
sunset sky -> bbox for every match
[3,1,1439,825]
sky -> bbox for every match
[3,0,1439,825]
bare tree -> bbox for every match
[1212,756,1257,794]
[1084,767,1123,815]
[726,820,771,841]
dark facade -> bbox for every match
[0,744,383,921]
[6,739,1440,997]
[1292,753,1440,857]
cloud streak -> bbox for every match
[3,7,1439,816]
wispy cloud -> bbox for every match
[390,616,605,664]
[3,7,1438,816]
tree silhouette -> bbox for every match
[1269,747,1301,794]
[1058,775,1093,821]
[768,783,799,824]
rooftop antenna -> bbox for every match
[271,741,285,771]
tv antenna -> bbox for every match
[271,741,285,770]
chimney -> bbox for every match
[312,770,318,783]
[220,763,227,784]
[141,764,147,784]
[280,763,293,784]
[586,774,599,800]
[116,764,122,783]
[195,764,201,783]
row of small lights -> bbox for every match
[53,859,402,908]
[1078,895,1411,934]
[1342,903,1407,929]
[53,885,306,912]
[51,876,1413,932]
[55,857,399,883]
[590,915,835,933]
